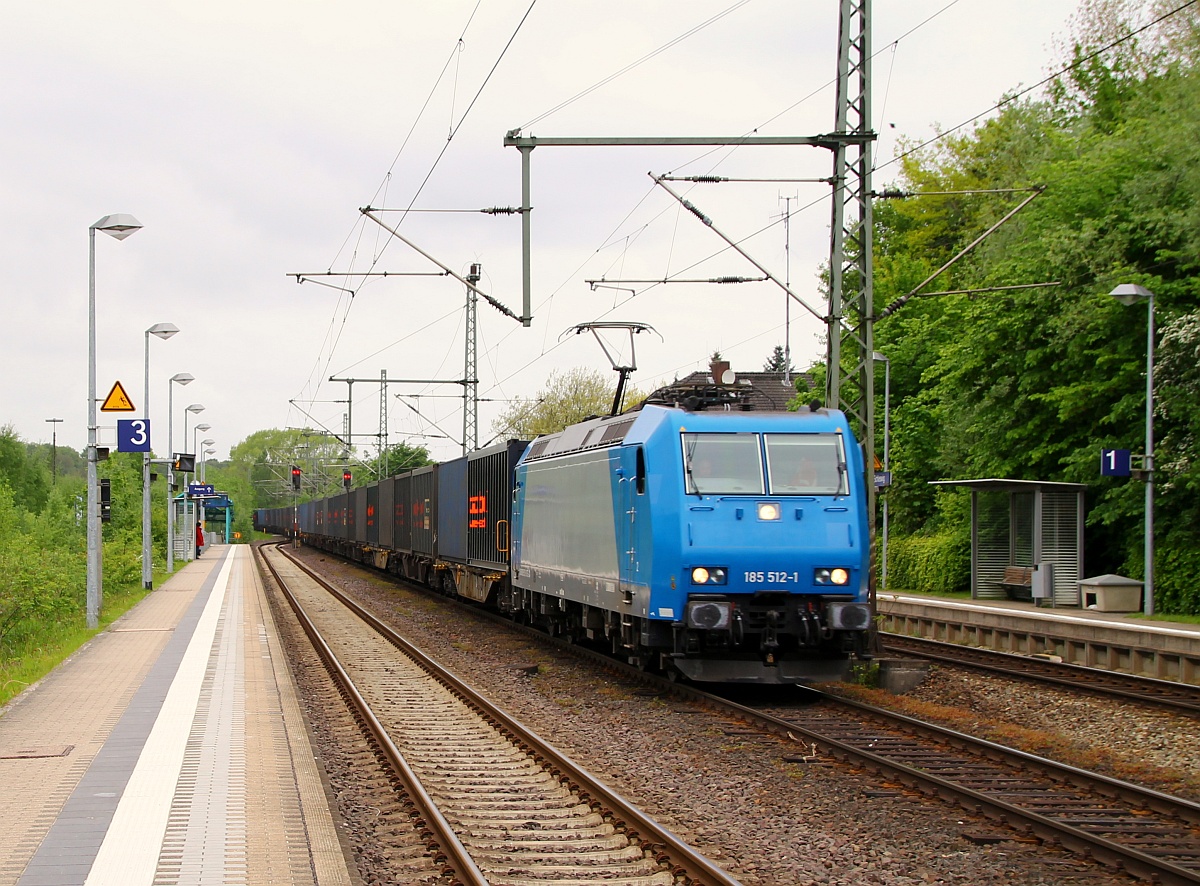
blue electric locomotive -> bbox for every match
[503,402,872,683]
[255,399,873,684]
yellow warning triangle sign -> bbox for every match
[101,380,136,412]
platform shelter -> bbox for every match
[930,479,1087,607]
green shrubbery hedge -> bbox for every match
[884,530,970,595]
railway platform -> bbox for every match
[0,545,355,886]
[877,591,1200,685]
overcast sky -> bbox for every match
[2,0,1083,465]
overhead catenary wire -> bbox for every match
[290,2,538,436]
[307,0,1144,450]
[882,0,1200,173]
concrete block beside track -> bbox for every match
[877,593,1200,685]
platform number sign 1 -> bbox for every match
[1101,448,1131,477]
[117,419,151,453]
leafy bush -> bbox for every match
[1150,529,1200,616]
[0,486,84,652]
[885,530,970,595]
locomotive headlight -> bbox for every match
[687,599,732,629]
[814,567,851,586]
[690,567,728,585]
[757,502,781,521]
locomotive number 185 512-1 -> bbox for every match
[744,571,800,583]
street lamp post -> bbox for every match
[1110,283,1156,616]
[166,373,194,573]
[192,424,211,480]
[142,323,179,589]
[200,440,216,482]
[192,428,212,557]
[45,418,63,484]
[872,351,891,591]
[87,213,142,629]
[181,404,204,561]
[183,406,205,473]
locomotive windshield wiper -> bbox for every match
[683,440,703,495]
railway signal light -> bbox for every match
[99,478,112,522]
[291,465,301,489]
[342,470,352,488]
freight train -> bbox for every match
[256,392,873,684]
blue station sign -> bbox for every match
[1101,448,1131,477]
[117,419,151,453]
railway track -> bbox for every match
[414,592,1200,883]
[256,542,741,886]
[881,633,1200,717]
[734,691,1200,885]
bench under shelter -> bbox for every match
[929,479,1087,607]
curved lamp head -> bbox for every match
[194,423,211,434]
[147,322,179,340]
[186,404,205,414]
[92,214,143,241]
[201,438,215,447]
[1110,283,1154,306]
[171,372,194,386]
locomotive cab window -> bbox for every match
[683,433,764,495]
[765,434,847,496]
[635,446,646,495]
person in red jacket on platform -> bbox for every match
[196,520,205,558]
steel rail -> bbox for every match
[278,538,1200,884]
[272,543,743,886]
[728,692,1200,886]
[881,633,1200,717]
[255,544,489,886]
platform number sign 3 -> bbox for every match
[117,419,151,453]
[1101,448,1131,477]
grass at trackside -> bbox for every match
[0,571,165,710]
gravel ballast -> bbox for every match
[280,548,1176,886]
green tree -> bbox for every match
[867,3,1200,610]
[0,426,51,513]
[227,428,346,508]
[763,345,794,373]
[491,368,644,439]
[361,442,433,480]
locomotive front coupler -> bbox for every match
[760,626,781,666]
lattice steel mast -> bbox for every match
[826,0,877,503]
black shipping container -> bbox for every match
[364,482,379,545]
[352,487,367,543]
[378,479,393,550]
[393,474,412,552]
[467,440,528,569]
[330,493,348,540]
[410,466,437,555]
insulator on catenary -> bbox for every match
[687,175,727,183]
[682,200,712,226]
[482,206,522,214]
[711,276,752,284]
